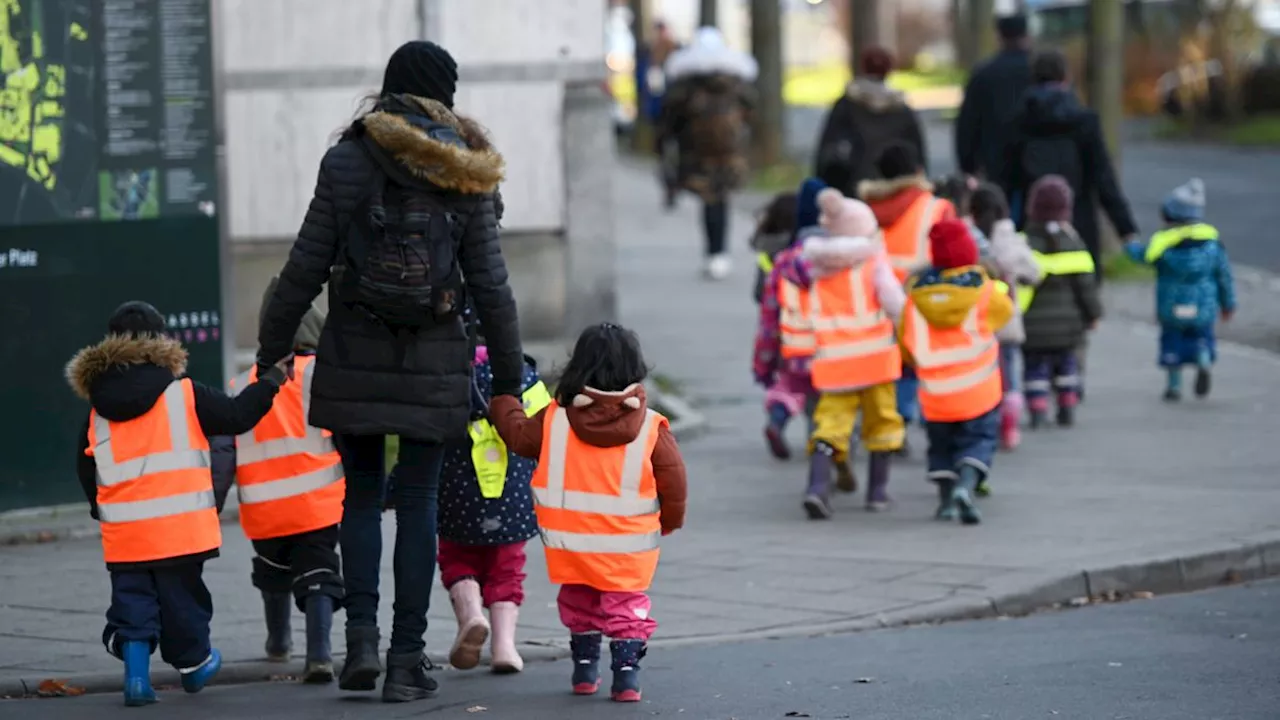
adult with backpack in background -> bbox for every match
[659,27,758,281]
[997,49,1138,279]
[954,15,1033,181]
[814,47,927,199]
[256,40,523,705]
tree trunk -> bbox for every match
[750,0,785,166]
[1087,0,1124,158]
[850,0,897,71]
[970,0,997,62]
[953,0,974,70]
[699,0,717,28]
[1087,0,1125,250]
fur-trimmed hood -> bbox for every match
[664,27,758,82]
[360,95,505,195]
[802,234,884,273]
[845,78,907,112]
[859,174,937,228]
[66,334,187,402]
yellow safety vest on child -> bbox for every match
[468,380,552,498]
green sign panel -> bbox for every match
[0,0,222,512]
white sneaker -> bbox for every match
[704,254,732,281]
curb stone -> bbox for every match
[0,647,567,700]
[645,381,710,442]
[15,535,1278,698]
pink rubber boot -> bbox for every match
[1000,393,1024,451]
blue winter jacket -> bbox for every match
[1126,224,1236,329]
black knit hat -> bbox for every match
[381,41,459,108]
[875,141,923,181]
[997,15,1028,41]
[108,301,166,337]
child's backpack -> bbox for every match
[338,145,468,329]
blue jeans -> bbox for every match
[896,367,920,426]
[924,407,1000,484]
[337,434,444,655]
[104,564,212,670]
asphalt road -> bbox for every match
[786,106,1280,272]
[8,580,1277,719]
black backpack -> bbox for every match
[338,144,467,329]
[1019,133,1083,198]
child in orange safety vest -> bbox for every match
[775,188,907,518]
[488,323,688,704]
[67,301,289,706]
[228,277,345,684]
[899,220,1013,526]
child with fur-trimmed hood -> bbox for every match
[66,301,289,705]
[777,189,906,518]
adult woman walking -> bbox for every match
[256,40,523,704]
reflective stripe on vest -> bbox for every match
[778,278,816,357]
[1018,249,1097,313]
[93,382,212,488]
[757,252,774,274]
[885,196,944,280]
[534,408,662,521]
[89,379,220,563]
[232,357,345,539]
[469,380,552,499]
[808,262,901,390]
[1144,223,1219,263]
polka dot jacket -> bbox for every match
[436,352,541,546]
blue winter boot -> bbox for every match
[952,466,983,526]
[121,640,157,707]
[180,648,222,694]
[569,633,601,695]
[933,476,958,521]
[303,595,335,683]
[609,640,647,703]
[803,443,835,520]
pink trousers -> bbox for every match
[557,584,657,641]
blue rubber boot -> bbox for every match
[803,443,835,520]
[934,477,958,521]
[609,640,646,703]
[953,466,983,526]
[181,648,222,694]
[121,640,157,707]
[569,633,601,695]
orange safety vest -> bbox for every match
[230,355,345,540]
[884,195,950,284]
[900,283,1003,423]
[808,261,902,391]
[86,379,221,564]
[777,276,815,359]
[531,401,665,593]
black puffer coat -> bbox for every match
[257,95,522,442]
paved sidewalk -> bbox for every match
[3,161,1280,695]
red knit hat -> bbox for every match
[929,219,979,270]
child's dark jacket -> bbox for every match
[66,333,280,570]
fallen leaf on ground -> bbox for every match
[466,706,487,713]
[36,679,85,697]
[855,677,875,684]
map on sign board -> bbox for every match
[0,0,217,226]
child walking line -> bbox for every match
[490,323,688,703]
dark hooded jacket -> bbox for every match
[815,79,927,197]
[1020,221,1104,353]
[997,87,1137,263]
[66,334,281,570]
[256,95,522,442]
